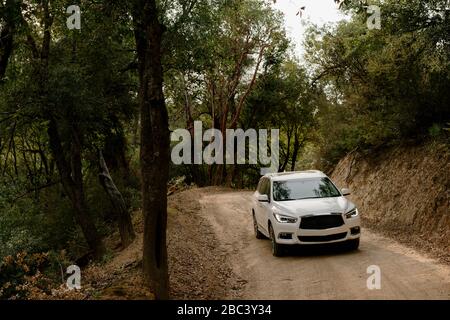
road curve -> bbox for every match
[199,190,450,300]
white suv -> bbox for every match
[252,171,361,256]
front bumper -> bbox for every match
[273,215,361,245]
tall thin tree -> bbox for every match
[132,0,170,299]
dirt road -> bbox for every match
[198,189,450,300]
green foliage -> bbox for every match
[0,0,141,271]
[243,59,320,173]
[305,0,450,168]
[428,123,444,137]
[163,0,290,186]
[0,183,77,259]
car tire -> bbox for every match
[269,225,284,257]
[347,238,360,251]
[253,213,265,239]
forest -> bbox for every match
[0,0,448,300]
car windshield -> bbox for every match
[273,178,341,201]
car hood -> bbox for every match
[273,197,353,217]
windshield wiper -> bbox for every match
[276,197,319,201]
[296,197,321,200]
[276,195,340,201]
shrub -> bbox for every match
[0,250,78,300]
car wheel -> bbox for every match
[347,238,360,251]
[253,213,265,239]
[269,225,283,257]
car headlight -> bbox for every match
[345,207,359,219]
[273,212,298,223]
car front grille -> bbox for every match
[298,232,348,242]
[300,214,344,230]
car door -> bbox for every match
[257,178,271,234]
[253,179,261,215]
[254,178,264,226]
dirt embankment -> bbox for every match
[331,141,450,262]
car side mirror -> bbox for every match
[257,194,269,202]
[341,188,351,196]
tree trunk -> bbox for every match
[133,0,170,300]
[47,118,105,259]
[280,126,292,172]
[290,129,301,172]
[98,151,135,248]
[33,0,104,259]
[212,164,226,185]
[225,165,235,187]
[0,0,20,80]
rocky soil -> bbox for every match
[331,141,450,263]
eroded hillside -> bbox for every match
[331,141,450,262]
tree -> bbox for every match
[132,0,170,299]
[32,0,106,259]
[1,0,139,260]
[0,0,21,80]
[98,151,135,248]
[304,0,450,167]
[164,0,289,186]
[243,60,318,173]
